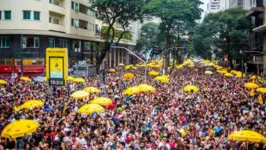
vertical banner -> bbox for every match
[46,48,68,86]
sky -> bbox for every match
[200,0,209,19]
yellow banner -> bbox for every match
[46,48,68,81]
[23,59,32,65]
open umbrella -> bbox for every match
[184,85,199,93]
[2,120,39,138]
[224,73,234,77]
[78,104,104,115]
[83,87,100,94]
[67,76,74,81]
[73,78,85,83]
[118,63,124,67]
[20,77,31,82]
[149,71,159,76]
[205,71,213,75]
[20,100,44,110]
[256,87,266,93]
[137,84,156,93]
[33,76,45,82]
[154,76,170,83]
[71,91,89,99]
[90,97,112,106]
[109,69,115,73]
[0,79,7,84]
[123,87,140,95]
[228,130,266,143]
[123,73,134,79]
[244,82,259,89]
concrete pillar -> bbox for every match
[122,49,124,64]
[263,34,266,77]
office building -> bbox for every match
[0,0,137,75]
[207,0,229,14]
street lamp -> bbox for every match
[240,50,244,77]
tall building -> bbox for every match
[0,0,137,75]
[230,0,258,9]
[207,0,228,14]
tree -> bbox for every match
[189,8,251,67]
[144,0,202,69]
[136,22,160,51]
[91,0,145,73]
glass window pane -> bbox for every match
[0,37,2,47]
[23,11,31,20]
[48,38,55,47]
[34,11,40,20]
[71,1,75,9]
[71,18,74,26]
[34,37,39,48]
[4,11,11,20]
[6,37,10,48]
[0,11,2,20]
[26,37,34,48]
[66,41,70,49]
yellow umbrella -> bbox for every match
[230,70,238,74]
[176,65,183,69]
[0,79,7,84]
[228,130,266,143]
[20,77,31,82]
[188,64,195,68]
[154,76,170,83]
[71,91,89,99]
[123,73,134,79]
[184,85,199,93]
[256,87,266,93]
[118,63,125,66]
[131,66,137,70]
[109,69,115,73]
[2,119,39,138]
[250,75,261,80]
[73,78,85,83]
[43,77,47,82]
[149,71,159,76]
[67,76,74,81]
[83,87,100,94]
[123,87,140,95]
[236,71,244,78]
[137,84,156,93]
[205,71,213,75]
[90,97,112,106]
[20,100,44,110]
[224,73,234,77]
[244,82,259,89]
[78,104,104,115]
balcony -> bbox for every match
[49,0,65,15]
[49,23,65,33]
[246,7,265,17]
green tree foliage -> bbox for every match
[144,0,202,68]
[136,22,160,51]
[91,0,145,73]
[189,8,251,66]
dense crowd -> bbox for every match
[0,66,265,150]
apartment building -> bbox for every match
[245,0,266,76]
[0,0,136,75]
[207,0,229,14]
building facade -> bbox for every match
[207,0,229,14]
[246,0,266,76]
[0,0,137,76]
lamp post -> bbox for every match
[21,35,25,77]
[240,50,243,77]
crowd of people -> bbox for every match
[0,64,265,150]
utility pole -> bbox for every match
[240,50,243,77]
[21,34,25,77]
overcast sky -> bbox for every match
[200,0,209,19]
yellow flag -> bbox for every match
[258,94,263,105]
[250,88,255,97]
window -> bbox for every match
[0,37,10,48]
[59,39,70,48]
[71,1,75,9]
[4,11,11,20]
[88,23,94,31]
[48,38,55,47]
[22,37,39,48]
[75,3,79,11]
[23,11,31,20]
[0,11,2,20]
[73,40,81,51]
[88,10,95,16]
[50,17,59,24]
[34,11,40,20]
[71,18,74,26]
